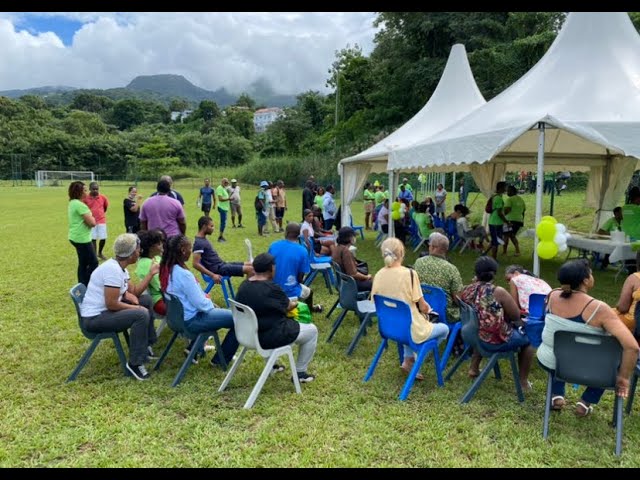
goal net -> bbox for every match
[35,170,95,187]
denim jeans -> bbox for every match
[184,308,238,363]
[218,207,227,234]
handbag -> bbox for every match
[356,260,369,276]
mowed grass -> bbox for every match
[1,182,638,467]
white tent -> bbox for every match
[338,44,486,227]
[389,12,640,274]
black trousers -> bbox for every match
[70,240,98,287]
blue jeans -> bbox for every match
[403,322,450,358]
[218,207,227,234]
[480,328,530,353]
[185,309,238,363]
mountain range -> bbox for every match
[0,74,298,109]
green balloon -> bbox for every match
[391,201,401,211]
[537,240,558,260]
[541,215,557,224]
[536,221,556,241]
[391,210,401,221]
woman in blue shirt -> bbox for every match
[159,234,238,366]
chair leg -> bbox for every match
[154,332,179,371]
[509,353,524,403]
[438,323,461,372]
[218,347,247,392]
[460,354,499,404]
[171,335,205,388]
[244,352,279,409]
[364,339,388,382]
[303,270,318,287]
[542,371,553,439]
[286,348,302,394]
[322,270,333,294]
[626,372,638,415]
[220,281,231,308]
[444,345,471,381]
[209,331,228,371]
[346,313,373,356]
[155,317,167,338]
[432,346,444,387]
[615,396,624,456]
[493,361,502,380]
[67,338,102,382]
[326,310,348,342]
[326,298,340,319]
[399,343,431,401]
[112,334,130,377]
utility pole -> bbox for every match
[334,70,340,127]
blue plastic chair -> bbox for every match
[349,215,365,240]
[201,273,235,308]
[153,293,228,387]
[445,217,461,249]
[445,300,525,404]
[421,283,460,372]
[527,293,547,322]
[67,283,130,382]
[327,272,376,355]
[299,235,336,294]
[364,294,444,401]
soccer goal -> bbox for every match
[35,170,95,187]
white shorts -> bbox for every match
[91,224,107,240]
[298,284,311,300]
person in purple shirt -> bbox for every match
[140,179,186,237]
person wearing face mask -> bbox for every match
[330,226,372,292]
[124,186,143,234]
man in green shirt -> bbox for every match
[503,185,526,256]
[488,181,508,260]
[597,207,623,235]
[414,232,464,323]
[216,178,231,243]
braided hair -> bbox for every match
[159,234,189,292]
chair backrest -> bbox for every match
[459,299,480,350]
[69,283,89,336]
[228,299,269,356]
[421,283,448,324]
[373,294,413,347]
[337,271,359,311]
[164,293,188,334]
[634,302,640,340]
[445,217,458,238]
[455,220,466,238]
[332,261,343,288]
[554,330,622,388]
[528,293,547,320]
[244,238,254,263]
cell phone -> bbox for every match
[428,311,440,323]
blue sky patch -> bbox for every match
[20,15,84,46]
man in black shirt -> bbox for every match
[123,186,142,233]
[302,180,315,215]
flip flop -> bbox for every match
[401,364,424,381]
[575,401,594,417]
[551,395,566,411]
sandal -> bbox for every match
[551,395,566,411]
[575,401,594,417]
[401,362,424,381]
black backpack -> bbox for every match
[254,194,264,212]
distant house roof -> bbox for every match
[254,107,283,114]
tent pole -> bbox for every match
[533,122,546,277]
[388,170,395,238]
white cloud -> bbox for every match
[0,12,379,94]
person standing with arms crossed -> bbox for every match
[84,181,109,261]
[68,181,97,286]
[123,186,142,233]
[216,178,230,242]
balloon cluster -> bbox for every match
[391,201,402,221]
[536,216,571,259]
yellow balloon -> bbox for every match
[536,221,556,241]
[391,201,401,211]
[541,215,557,224]
[537,240,558,259]
[391,210,401,221]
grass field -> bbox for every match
[1,182,638,467]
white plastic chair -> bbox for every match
[244,238,254,263]
[218,299,301,409]
[455,222,474,253]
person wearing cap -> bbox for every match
[459,256,534,390]
[227,179,243,228]
[216,178,230,242]
[256,181,270,236]
[331,227,372,292]
[79,233,160,381]
[235,253,318,383]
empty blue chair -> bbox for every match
[153,293,227,387]
[67,283,130,382]
[527,293,547,321]
[349,214,365,240]
[201,273,235,308]
[364,294,444,401]
[421,283,460,372]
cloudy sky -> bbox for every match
[0,12,379,94]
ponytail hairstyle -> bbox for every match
[475,256,498,283]
[380,237,405,267]
[160,234,189,292]
[557,258,591,298]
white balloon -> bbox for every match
[554,233,567,245]
[558,243,568,252]
[564,232,572,240]
[555,224,567,234]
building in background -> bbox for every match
[170,110,193,122]
[253,107,284,133]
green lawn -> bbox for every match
[0,183,637,467]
